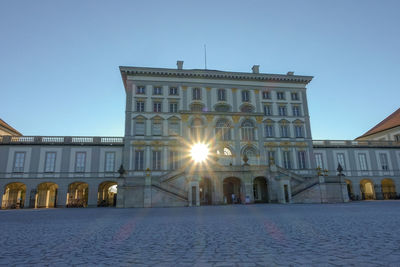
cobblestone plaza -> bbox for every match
[1,202,399,266]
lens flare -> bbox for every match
[191,143,209,163]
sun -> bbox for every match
[191,143,209,163]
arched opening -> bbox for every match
[98,181,118,207]
[67,182,89,208]
[36,182,58,208]
[215,119,231,141]
[223,177,241,204]
[253,177,268,203]
[243,146,258,165]
[345,179,354,200]
[241,120,255,141]
[381,178,396,200]
[199,177,212,205]
[2,182,26,209]
[360,179,375,200]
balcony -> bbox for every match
[0,136,124,146]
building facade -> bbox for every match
[1,62,399,209]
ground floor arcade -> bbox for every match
[345,177,399,200]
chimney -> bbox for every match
[252,65,260,74]
[287,71,294,76]
[177,60,184,70]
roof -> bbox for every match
[356,108,400,140]
[0,119,22,136]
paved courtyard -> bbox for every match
[0,201,399,266]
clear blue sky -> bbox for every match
[1,0,399,139]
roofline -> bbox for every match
[0,119,22,136]
[355,125,400,140]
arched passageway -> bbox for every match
[2,182,26,209]
[98,181,117,207]
[223,177,241,204]
[36,182,58,208]
[253,177,268,203]
[199,177,212,205]
[345,180,353,200]
[360,179,375,200]
[67,182,88,208]
[382,179,396,200]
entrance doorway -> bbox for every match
[67,182,89,207]
[98,181,117,207]
[223,177,241,204]
[253,177,268,203]
[360,179,375,200]
[199,177,212,205]
[36,182,58,208]
[2,182,26,209]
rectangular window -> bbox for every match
[267,151,275,164]
[277,92,285,100]
[169,87,179,95]
[337,153,346,170]
[192,88,201,100]
[292,106,301,116]
[105,152,115,172]
[153,86,162,95]
[153,102,162,112]
[379,153,389,170]
[263,105,272,116]
[358,153,368,171]
[152,150,162,170]
[136,86,146,94]
[136,101,145,112]
[13,152,25,172]
[135,121,145,135]
[169,122,180,135]
[169,151,178,170]
[265,125,274,137]
[278,106,287,116]
[152,122,162,136]
[283,151,291,169]
[291,92,299,100]
[44,152,56,172]
[315,153,323,169]
[262,91,271,99]
[298,151,306,169]
[395,134,400,142]
[295,126,303,138]
[280,125,289,137]
[134,150,144,171]
[241,90,250,102]
[217,89,226,101]
[169,103,178,113]
[75,152,86,172]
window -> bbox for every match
[215,119,231,141]
[153,86,162,95]
[265,124,274,137]
[136,86,146,94]
[223,147,232,156]
[192,88,201,100]
[152,121,162,136]
[291,92,299,100]
[379,153,389,170]
[152,151,162,170]
[394,134,400,142]
[283,151,291,169]
[277,92,285,100]
[190,103,204,112]
[295,126,303,138]
[215,104,230,112]
[358,153,368,171]
[191,119,204,140]
[267,151,275,164]
[136,101,145,112]
[217,89,226,101]
[262,91,271,99]
[44,152,56,172]
[241,120,255,141]
[13,152,25,172]
[292,106,301,116]
[280,125,289,138]
[240,105,254,113]
[169,87,179,95]
[153,102,162,112]
[298,151,306,169]
[169,103,178,113]
[169,151,178,170]
[315,153,323,169]
[278,106,287,116]
[105,152,115,172]
[241,90,250,102]
[135,120,145,135]
[337,153,346,170]
[168,121,180,135]
[134,150,144,171]
[263,105,272,116]
[75,152,86,172]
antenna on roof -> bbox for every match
[204,44,207,70]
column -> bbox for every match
[144,175,152,208]
[56,185,68,208]
[145,145,151,169]
[374,183,383,200]
[182,86,188,110]
[232,88,238,112]
[87,183,98,207]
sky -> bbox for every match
[1,0,399,140]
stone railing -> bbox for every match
[0,136,124,145]
[313,140,400,148]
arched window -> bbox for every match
[223,147,232,156]
[190,118,204,141]
[215,119,231,140]
[241,120,255,141]
[240,104,254,113]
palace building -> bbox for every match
[1,62,399,209]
